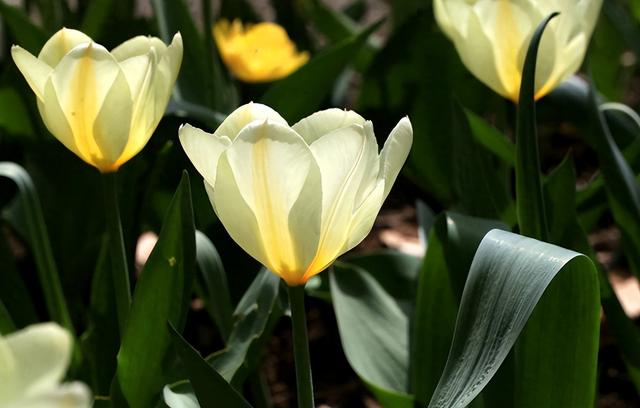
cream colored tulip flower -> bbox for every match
[434,0,602,101]
[11,28,183,172]
[0,323,91,408]
[180,103,412,286]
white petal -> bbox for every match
[343,179,385,252]
[380,117,412,199]
[111,36,167,62]
[11,46,53,100]
[179,123,232,186]
[218,120,319,284]
[292,108,365,144]
[213,102,287,141]
[10,382,91,408]
[3,323,71,400]
[38,28,92,67]
[302,123,378,280]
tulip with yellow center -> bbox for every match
[180,103,412,286]
[0,323,91,408]
[434,0,602,101]
[213,19,310,83]
[11,28,183,172]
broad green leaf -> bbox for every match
[428,229,599,408]
[330,262,414,408]
[0,162,73,334]
[584,79,640,279]
[80,237,119,395]
[116,173,195,408]
[261,21,381,123]
[412,213,506,405]
[0,3,48,53]
[515,13,558,240]
[195,230,233,341]
[169,324,252,408]
[210,269,282,386]
[166,99,225,133]
[0,87,35,138]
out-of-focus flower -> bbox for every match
[434,0,603,101]
[180,103,412,286]
[12,28,183,172]
[213,19,309,83]
[0,323,91,408]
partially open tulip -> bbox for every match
[0,323,91,407]
[12,28,183,172]
[180,103,412,286]
[213,19,309,83]
[434,0,602,101]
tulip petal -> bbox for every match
[0,337,16,404]
[302,123,378,280]
[380,117,412,199]
[3,323,71,400]
[343,178,385,252]
[219,121,319,283]
[39,79,83,162]
[213,102,287,141]
[11,46,52,100]
[292,108,365,144]
[111,36,168,62]
[179,123,232,186]
[38,28,92,67]
[51,42,128,169]
[12,382,91,408]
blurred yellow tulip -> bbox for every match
[213,19,309,83]
[434,0,602,101]
[180,103,412,286]
[12,28,183,172]
[0,323,91,408]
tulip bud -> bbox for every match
[434,0,602,101]
[12,28,183,172]
[213,19,309,83]
[180,103,412,286]
[0,323,91,407]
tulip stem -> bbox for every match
[287,284,314,408]
[102,172,131,335]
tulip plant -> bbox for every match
[0,0,638,408]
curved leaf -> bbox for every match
[428,230,599,408]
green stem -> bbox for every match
[102,172,131,334]
[287,284,314,408]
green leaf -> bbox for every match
[0,228,37,330]
[151,0,214,108]
[515,13,558,240]
[428,229,599,408]
[584,79,640,279]
[451,101,512,220]
[330,262,414,408]
[116,172,195,408]
[0,3,48,53]
[412,213,506,405]
[169,324,252,408]
[0,87,35,138]
[80,237,119,395]
[0,162,73,334]
[80,0,113,38]
[261,21,381,123]
[195,230,233,341]
[210,269,282,386]
[464,109,515,166]
[0,300,15,334]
